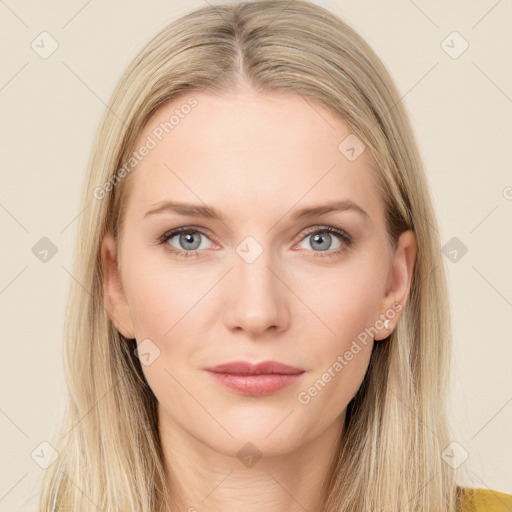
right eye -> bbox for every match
[159,227,216,258]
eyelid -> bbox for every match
[297,224,351,241]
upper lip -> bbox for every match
[206,360,305,375]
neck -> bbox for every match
[157,410,344,512]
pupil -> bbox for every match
[180,232,200,250]
[313,233,330,251]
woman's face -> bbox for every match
[102,89,416,458]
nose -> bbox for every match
[222,250,290,338]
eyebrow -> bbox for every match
[143,199,370,222]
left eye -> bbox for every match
[297,228,346,252]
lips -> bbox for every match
[206,360,305,375]
[206,360,305,396]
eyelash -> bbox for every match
[157,225,353,259]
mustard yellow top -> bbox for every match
[458,487,512,511]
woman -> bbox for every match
[39,1,512,510]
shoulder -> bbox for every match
[458,486,512,512]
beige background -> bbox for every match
[1,0,511,509]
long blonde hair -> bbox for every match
[40,1,467,510]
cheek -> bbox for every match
[292,256,384,411]
[121,260,204,404]
[295,287,376,422]
[123,249,214,339]
[121,251,216,389]
[294,254,385,349]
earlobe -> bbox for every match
[375,230,417,341]
[100,231,135,339]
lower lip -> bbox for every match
[208,372,304,396]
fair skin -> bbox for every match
[102,88,417,512]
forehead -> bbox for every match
[124,90,383,226]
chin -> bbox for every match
[209,433,303,463]
[201,415,307,457]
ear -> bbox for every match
[100,231,135,339]
[374,229,417,341]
